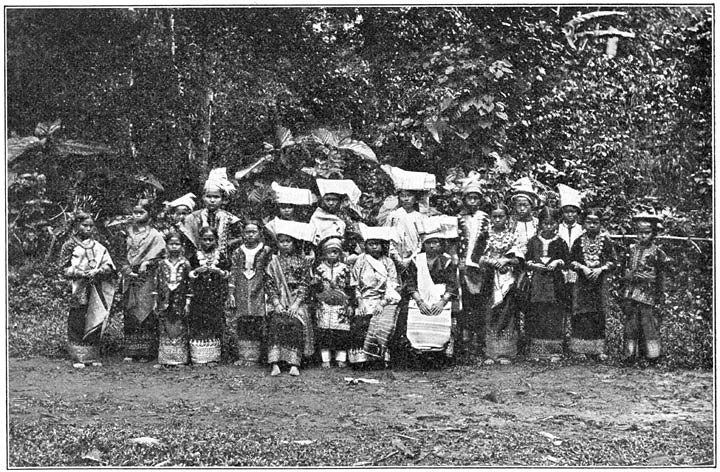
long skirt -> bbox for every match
[458,268,485,342]
[188,304,224,364]
[484,288,519,360]
[123,279,158,359]
[236,316,266,364]
[158,291,188,365]
[525,302,565,359]
[349,314,372,364]
[67,305,101,363]
[622,300,661,359]
[363,302,399,361]
[267,312,305,366]
[570,276,607,355]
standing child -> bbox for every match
[312,236,353,368]
[456,179,490,355]
[350,225,402,369]
[154,232,192,367]
[478,204,524,365]
[187,226,232,365]
[265,220,316,376]
[568,208,617,360]
[524,208,570,362]
[181,168,242,257]
[60,212,117,368]
[228,219,274,366]
[621,210,668,363]
[122,199,166,362]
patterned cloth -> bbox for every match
[156,257,191,365]
[181,208,241,256]
[312,261,353,351]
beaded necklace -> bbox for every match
[75,237,98,268]
[580,234,604,268]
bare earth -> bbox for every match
[8,357,714,467]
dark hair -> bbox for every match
[276,233,303,255]
[199,226,218,239]
[243,218,264,230]
[538,207,560,224]
[165,231,183,243]
[491,203,510,216]
[364,239,390,257]
[584,208,603,220]
[72,211,93,228]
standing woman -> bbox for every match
[524,208,570,362]
[187,226,232,365]
[478,204,524,365]
[265,220,316,376]
[350,224,402,369]
[227,219,274,366]
[568,208,617,360]
[60,212,117,368]
[122,199,166,362]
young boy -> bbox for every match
[621,209,668,363]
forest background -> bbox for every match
[5,7,713,368]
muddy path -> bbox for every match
[8,357,714,466]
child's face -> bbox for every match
[463,192,481,211]
[324,247,341,264]
[322,194,341,213]
[174,205,191,224]
[540,219,558,238]
[243,224,261,245]
[200,232,217,251]
[167,237,183,255]
[132,207,150,225]
[365,240,383,258]
[584,215,601,235]
[423,238,442,255]
[203,190,223,211]
[78,218,95,239]
[491,209,508,229]
[562,206,579,225]
[514,197,532,218]
[636,222,654,245]
[398,191,416,210]
[277,234,295,254]
[278,204,295,220]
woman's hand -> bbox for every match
[429,299,448,316]
[416,299,431,316]
[547,260,562,271]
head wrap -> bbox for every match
[631,208,663,229]
[381,164,436,191]
[358,223,397,242]
[321,236,343,252]
[316,179,362,204]
[271,182,316,205]
[165,193,196,211]
[417,215,459,242]
[267,217,316,243]
[204,168,236,195]
[557,184,582,210]
[510,177,538,206]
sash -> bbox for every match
[70,241,117,339]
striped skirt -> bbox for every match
[362,301,399,360]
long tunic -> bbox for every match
[349,253,401,363]
[524,235,570,358]
[478,228,524,360]
[312,261,353,351]
[188,249,231,353]
[569,233,617,355]
[60,237,116,363]
[621,242,668,358]
[265,253,314,366]
[229,244,274,363]
[123,226,166,358]
[457,210,490,338]
[155,256,191,365]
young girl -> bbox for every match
[524,208,570,362]
[402,216,459,367]
[154,232,192,367]
[228,219,274,366]
[265,220,316,376]
[350,225,402,369]
[569,208,617,360]
[312,236,353,368]
[385,189,426,272]
[310,179,361,243]
[181,168,241,257]
[187,226,232,365]
[457,180,490,355]
[621,210,668,362]
[122,199,166,362]
[59,212,116,368]
[478,204,524,365]
[509,177,539,253]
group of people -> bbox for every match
[60,167,669,375]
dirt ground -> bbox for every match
[7,356,715,467]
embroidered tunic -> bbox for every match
[311,261,353,350]
[156,256,192,365]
